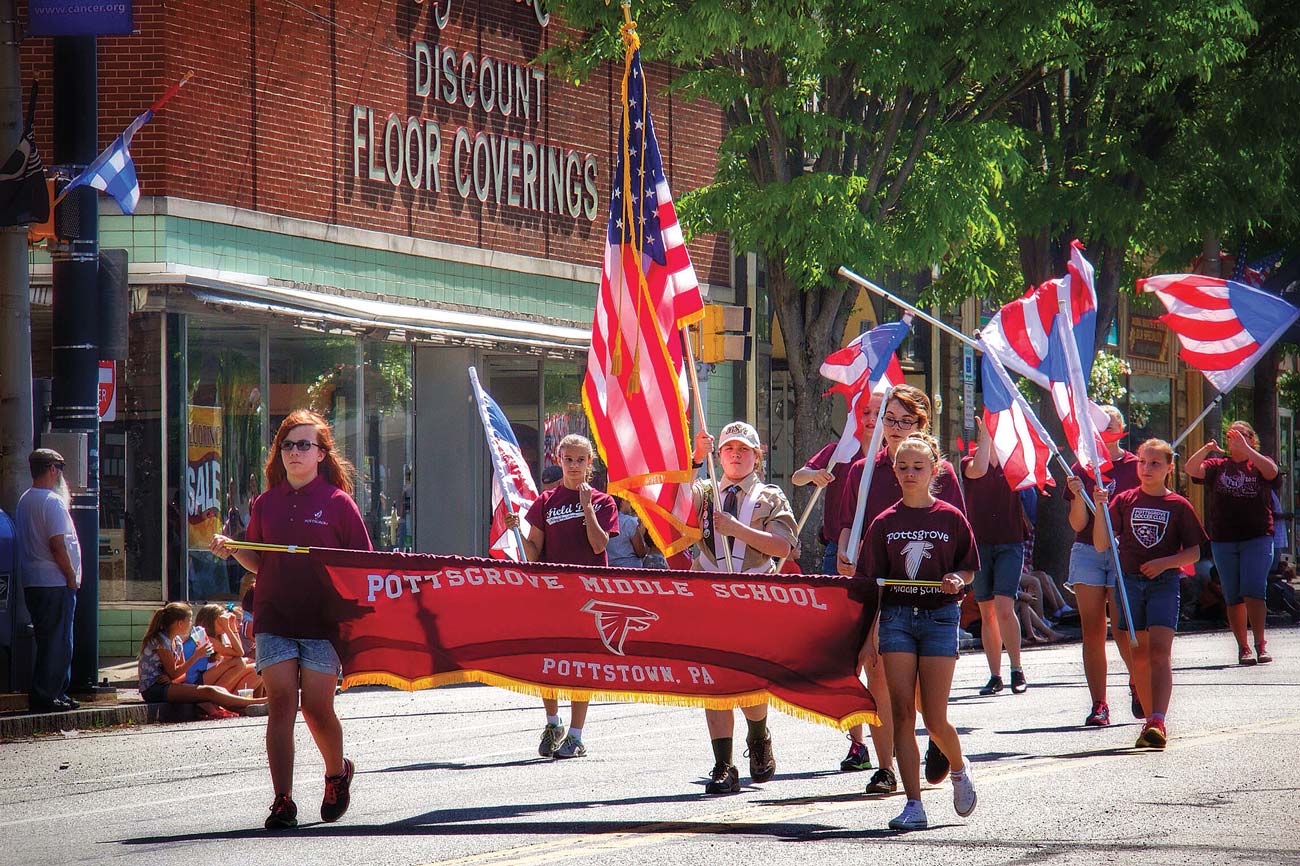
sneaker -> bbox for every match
[839,739,872,772]
[1084,701,1110,727]
[1256,643,1273,664]
[951,766,977,817]
[1129,682,1144,720]
[538,722,565,757]
[1135,718,1167,750]
[1010,670,1028,694]
[746,733,776,783]
[887,799,928,831]
[264,794,298,830]
[553,735,587,759]
[704,763,740,794]
[924,739,950,785]
[320,758,354,822]
[1238,645,1257,666]
[978,675,1004,696]
[864,767,898,794]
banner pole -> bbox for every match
[1171,392,1225,450]
[683,327,736,571]
[838,267,982,352]
[468,366,529,558]
[845,386,894,564]
[775,469,831,573]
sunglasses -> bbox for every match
[54,462,66,470]
[280,439,323,453]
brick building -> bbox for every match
[22,0,742,654]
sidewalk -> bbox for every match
[0,658,160,741]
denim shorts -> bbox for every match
[1120,570,1181,632]
[140,681,170,702]
[974,542,1024,601]
[1211,536,1273,605]
[255,633,341,676]
[1068,542,1119,588]
[877,603,960,657]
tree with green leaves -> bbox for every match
[551,1,1073,551]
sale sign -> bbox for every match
[186,405,223,549]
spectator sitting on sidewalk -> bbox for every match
[137,602,268,717]
[194,603,263,695]
[1023,569,1075,623]
[1266,561,1300,624]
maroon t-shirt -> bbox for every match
[858,499,980,610]
[524,485,620,567]
[1192,457,1280,542]
[1107,488,1208,575]
[247,475,372,639]
[803,442,865,544]
[1064,451,1140,545]
[960,456,1027,545]
[838,450,966,537]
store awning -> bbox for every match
[179,274,591,353]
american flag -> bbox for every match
[981,240,1098,390]
[821,318,910,465]
[980,350,1055,491]
[469,369,538,561]
[583,48,705,557]
[1138,273,1300,393]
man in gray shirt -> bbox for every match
[17,449,82,712]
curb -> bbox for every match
[0,698,202,741]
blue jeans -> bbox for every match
[255,633,341,676]
[974,542,1024,601]
[25,586,76,704]
[1068,542,1119,588]
[821,541,838,576]
[1211,537,1273,605]
[877,603,961,657]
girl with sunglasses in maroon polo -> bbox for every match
[210,410,372,830]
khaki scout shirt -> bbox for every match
[691,473,799,573]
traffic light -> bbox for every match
[693,304,752,363]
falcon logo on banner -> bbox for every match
[1138,273,1300,394]
[821,317,911,465]
[980,352,1054,491]
[469,370,538,561]
[582,39,705,557]
[581,599,660,656]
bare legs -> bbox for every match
[977,596,1022,678]
[543,698,589,730]
[261,659,344,798]
[883,652,963,802]
[1227,600,1268,653]
[1074,584,1138,707]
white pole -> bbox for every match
[683,327,736,572]
[1172,392,1226,450]
[468,366,529,558]
[845,386,895,562]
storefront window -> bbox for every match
[543,357,593,482]
[360,341,413,551]
[1127,375,1172,445]
[273,330,361,468]
[487,355,541,478]
[185,321,266,601]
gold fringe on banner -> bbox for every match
[341,668,879,731]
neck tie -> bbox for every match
[723,485,740,517]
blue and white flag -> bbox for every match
[61,109,152,214]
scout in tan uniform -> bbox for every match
[689,421,799,794]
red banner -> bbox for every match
[312,549,877,729]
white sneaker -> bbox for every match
[951,765,977,817]
[888,799,928,831]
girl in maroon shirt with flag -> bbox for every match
[211,410,372,830]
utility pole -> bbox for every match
[51,35,100,696]
[0,0,33,515]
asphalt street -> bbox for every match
[3,627,1298,866]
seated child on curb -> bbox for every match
[193,603,263,695]
[137,602,268,717]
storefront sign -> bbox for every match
[187,406,223,549]
[1128,315,1169,362]
[28,0,133,36]
[98,361,117,422]
[350,3,600,221]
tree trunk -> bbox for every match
[1254,347,1281,458]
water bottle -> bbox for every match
[191,626,215,656]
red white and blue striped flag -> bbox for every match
[583,45,705,557]
[821,317,910,465]
[980,350,1055,491]
[1138,273,1300,393]
[469,370,538,561]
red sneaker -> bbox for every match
[1084,701,1110,727]
[1135,718,1167,750]
[321,757,354,822]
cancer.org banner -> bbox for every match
[29,1,133,37]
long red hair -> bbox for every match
[265,409,356,495]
